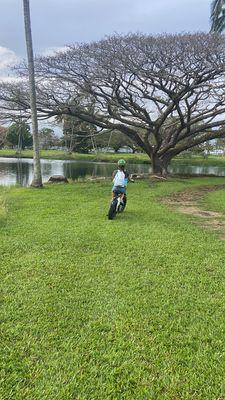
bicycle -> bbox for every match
[108,192,127,220]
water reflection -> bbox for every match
[0,157,225,187]
[168,164,225,176]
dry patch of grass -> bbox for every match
[163,184,225,238]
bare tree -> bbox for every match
[2,33,225,174]
[23,0,42,187]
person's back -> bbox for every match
[113,168,126,187]
[111,159,133,201]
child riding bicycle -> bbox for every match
[112,159,134,203]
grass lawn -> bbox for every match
[0,149,150,164]
[1,148,225,168]
[1,177,225,399]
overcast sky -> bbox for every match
[0,0,211,77]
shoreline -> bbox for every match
[1,150,225,167]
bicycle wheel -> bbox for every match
[120,195,127,212]
[108,199,117,220]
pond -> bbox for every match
[1,157,225,187]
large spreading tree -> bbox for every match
[1,33,225,174]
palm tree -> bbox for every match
[210,0,225,33]
[23,0,42,187]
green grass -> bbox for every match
[171,155,225,167]
[0,187,8,222]
[0,149,150,164]
[1,148,225,167]
[202,184,225,216]
[1,178,225,399]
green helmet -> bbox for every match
[118,159,126,166]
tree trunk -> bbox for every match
[23,0,42,187]
[161,156,171,176]
[151,153,163,175]
[151,153,171,176]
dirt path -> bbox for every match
[163,184,225,239]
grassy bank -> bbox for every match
[1,178,225,399]
[1,148,225,167]
[0,149,150,164]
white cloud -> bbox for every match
[39,46,69,57]
[0,46,19,69]
[0,45,69,82]
[0,46,20,78]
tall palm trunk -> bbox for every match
[23,0,42,187]
[210,0,225,33]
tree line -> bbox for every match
[0,119,141,153]
[0,123,57,151]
